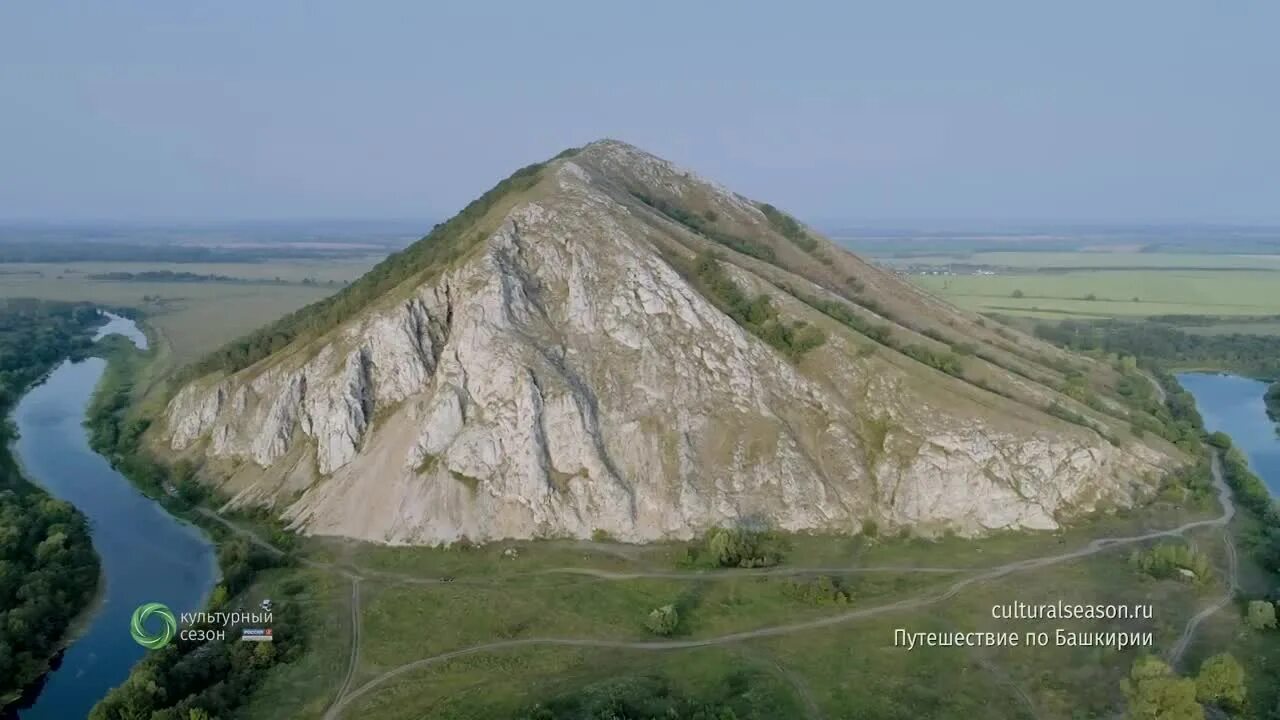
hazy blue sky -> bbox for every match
[2,2,1277,224]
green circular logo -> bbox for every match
[130,602,177,650]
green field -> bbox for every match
[213,485,1268,720]
[881,251,1280,270]
[0,257,381,283]
[912,269,1280,319]
[0,258,377,373]
[300,498,1247,720]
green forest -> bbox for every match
[1032,318,1280,378]
[0,299,102,704]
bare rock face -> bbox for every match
[163,140,1178,545]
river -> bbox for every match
[7,315,217,720]
[1178,372,1280,497]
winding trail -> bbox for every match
[1142,370,1168,406]
[322,459,1239,720]
[328,578,362,715]
[1168,453,1238,666]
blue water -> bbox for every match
[1178,372,1279,497]
[92,312,148,350]
[9,324,215,719]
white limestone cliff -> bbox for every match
[162,141,1176,545]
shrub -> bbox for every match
[1122,656,1199,720]
[693,253,825,360]
[699,526,784,568]
[1246,600,1277,630]
[1130,542,1210,582]
[757,203,818,252]
[1195,653,1246,709]
[636,193,776,263]
[787,575,851,606]
[644,605,679,636]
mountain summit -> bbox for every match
[164,140,1178,544]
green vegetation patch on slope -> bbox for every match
[184,150,579,381]
[694,253,824,360]
[0,300,102,705]
[634,193,778,263]
[756,202,818,253]
[775,283,964,376]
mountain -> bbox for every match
[162,140,1180,545]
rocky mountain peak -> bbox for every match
[162,141,1180,545]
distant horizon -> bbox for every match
[5,217,1280,234]
[5,3,1279,225]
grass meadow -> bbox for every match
[907,261,1280,320]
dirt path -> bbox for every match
[740,648,824,720]
[355,563,971,588]
[1142,370,1168,406]
[323,465,1237,719]
[326,577,362,715]
[1168,453,1238,667]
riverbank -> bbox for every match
[0,302,106,715]
[6,315,218,720]
[1173,371,1280,714]
[1179,373,1280,499]
[79,322,316,720]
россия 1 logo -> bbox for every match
[130,602,177,650]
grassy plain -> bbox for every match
[914,270,1280,318]
[0,257,381,283]
[286,493,1242,720]
[238,568,354,720]
[881,251,1280,270]
[331,533,1227,718]
[0,258,376,373]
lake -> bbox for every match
[7,318,216,720]
[1178,372,1279,497]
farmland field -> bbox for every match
[878,251,1280,270]
[0,257,382,284]
[0,257,379,373]
[912,269,1280,318]
[871,248,1280,319]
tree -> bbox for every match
[188,709,212,720]
[1247,599,1277,630]
[207,585,229,611]
[1195,653,1245,710]
[251,640,276,667]
[1011,289,1025,298]
[645,605,679,636]
[1122,656,1203,720]
[1207,432,1232,450]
